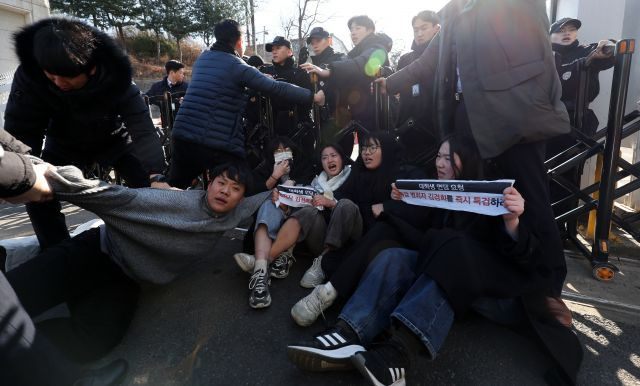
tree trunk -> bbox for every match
[249,0,256,53]
[244,1,251,52]
[177,37,183,62]
[118,25,127,53]
[156,36,161,64]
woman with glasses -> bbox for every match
[290,132,404,326]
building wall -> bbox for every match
[0,1,49,127]
[0,1,49,74]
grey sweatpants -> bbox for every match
[290,199,362,256]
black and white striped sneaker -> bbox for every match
[287,326,364,372]
[351,340,409,386]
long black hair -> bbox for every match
[440,135,483,180]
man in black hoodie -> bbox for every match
[4,18,167,248]
[396,10,440,169]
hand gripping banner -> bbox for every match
[395,179,515,216]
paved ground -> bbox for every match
[2,202,640,385]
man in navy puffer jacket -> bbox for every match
[168,19,325,189]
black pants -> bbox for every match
[6,228,140,363]
[167,138,245,189]
[326,221,404,298]
[26,145,149,248]
[0,271,81,386]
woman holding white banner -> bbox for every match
[290,132,405,327]
[287,137,580,386]
[234,143,356,309]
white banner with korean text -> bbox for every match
[275,185,317,208]
[395,179,515,216]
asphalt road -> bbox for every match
[2,203,640,385]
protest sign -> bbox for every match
[275,185,317,208]
[395,179,515,216]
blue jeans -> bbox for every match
[254,200,286,239]
[339,248,454,358]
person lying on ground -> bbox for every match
[1,129,128,386]
[4,162,269,364]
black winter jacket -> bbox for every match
[5,18,165,174]
[311,47,345,117]
[0,130,35,197]
[329,33,390,131]
[386,0,569,159]
[146,76,189,107]
[260,57,313,134]
[172,44,314,159]
[552,40,615,135]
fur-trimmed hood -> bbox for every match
[13,17,133,102]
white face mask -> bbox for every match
[274,151,293,164]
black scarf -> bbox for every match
[313,46,337,64]
[552,40,579,55]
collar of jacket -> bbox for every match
[211,42,238,56]
[552,40,580,55]
[313,46,336,64]
[410,40,430,55]
[348,33,385,59]
[273,56,295,68]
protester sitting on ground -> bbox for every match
[289,132,401,326]
[248,136,306,194]
[287,137,581,386]
[146,59,189,110]
[168,19,325,189]
[5,17,168,249]
[1,129,129,386]
[5,161,269,364]
[288,137,475,329]
[233,143,358,309]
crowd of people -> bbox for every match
[0,1,619,385]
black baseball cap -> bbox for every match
[550,17,581,34]
[306,27,330,44]
[266,36,291,52]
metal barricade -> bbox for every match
[546,39,637,281]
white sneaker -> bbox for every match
[300,255,325,288]
[234,252,255,273]
[291,283,337,327]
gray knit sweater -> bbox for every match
[46,165,269,284]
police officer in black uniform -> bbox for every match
[306,27,346,140]
[546,17,615,224]
[261,36,314,138]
